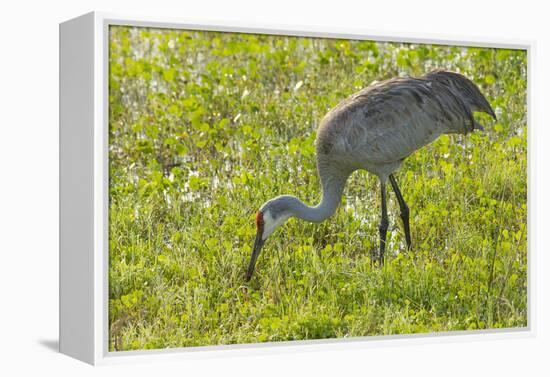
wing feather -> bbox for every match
[316,71,494,167]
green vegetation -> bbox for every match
[108,26,527,351]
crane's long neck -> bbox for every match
[289,165,350,223]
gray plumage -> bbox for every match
[316,70,495,181]
[247,70,496,280]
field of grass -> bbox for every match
[108,26,527,351]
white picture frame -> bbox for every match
[59,11,534,365]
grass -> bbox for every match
[108,26,528,351]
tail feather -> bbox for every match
[424,70,497,120]
[470,86,497,120]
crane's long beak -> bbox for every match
[246,231,264,281]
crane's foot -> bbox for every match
[369,247,382,265]
[368,249,385,266]
[368,244,386,266]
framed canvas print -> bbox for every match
[60,12,532,365]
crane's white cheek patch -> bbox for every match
[262,211,290,240]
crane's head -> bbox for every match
[246,198,292,281]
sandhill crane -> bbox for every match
[246,70,496,281]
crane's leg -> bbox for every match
[389,174,411,250]
[378,181,389,264]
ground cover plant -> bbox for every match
[108,26,527,351]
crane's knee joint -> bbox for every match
[378,219,389,233]
[401,205,409,218]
